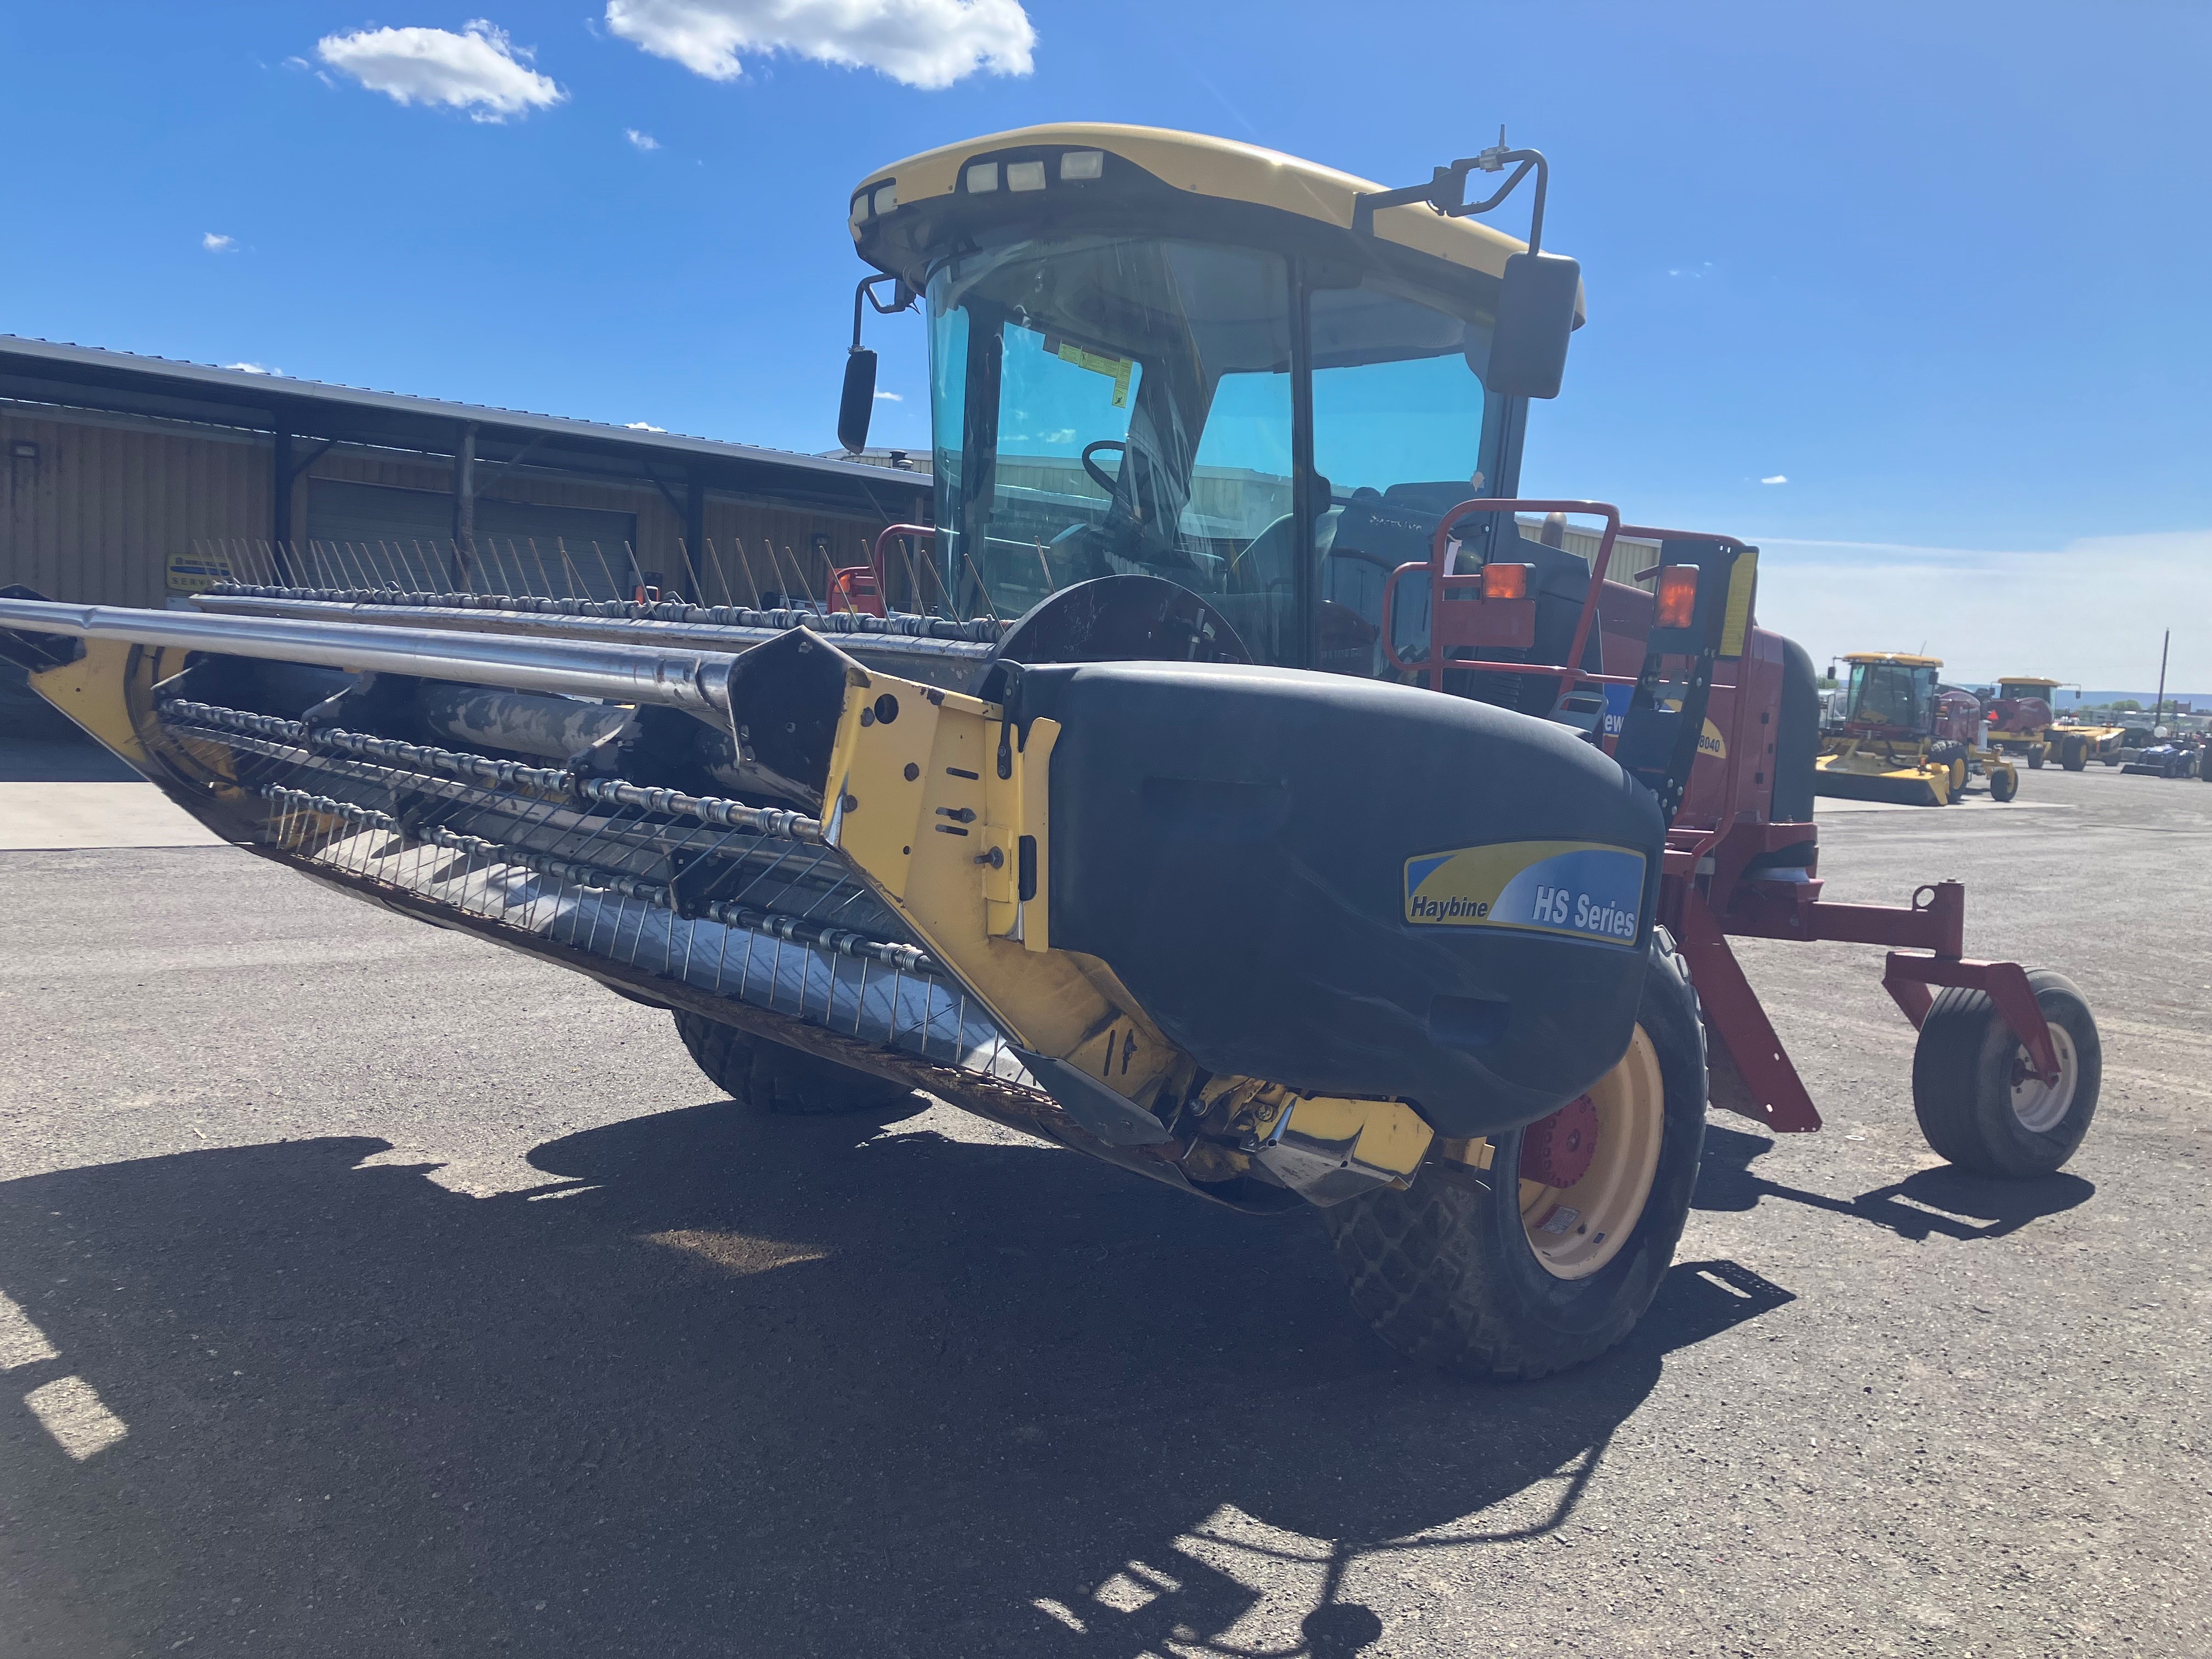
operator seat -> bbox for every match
[1216,482,1602,702]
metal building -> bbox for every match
[0,337,929,611]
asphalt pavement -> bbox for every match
[1,741,2206,1657]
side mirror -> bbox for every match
[1483,252,1580,400]
[838,348,877,455]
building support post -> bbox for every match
[271,427,295,585]
[684,468,706,601]
[452,420,478,590]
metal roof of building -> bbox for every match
[0,335,927,520]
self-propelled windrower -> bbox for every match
[0,125,2101,1380]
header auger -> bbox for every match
[0,125,2101,1381]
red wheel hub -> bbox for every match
[1519,1094,1599,1188]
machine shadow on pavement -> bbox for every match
[1,1102,1792,1658]
[1695,1124,2095,1242]
[0,669,138,781]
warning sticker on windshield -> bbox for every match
[1043,335,1133,408]
[1403,839,1645,946]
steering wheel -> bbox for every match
[1081,439,1127,496]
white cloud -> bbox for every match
[317,19,566,121]
[604,0,1035,89]
[224,362,283,376]
[624,127,660,150]
[873,390,902,401]
[202,233,236,252]
[1760,475,1787,485]
[1751,529,2212,689]
[624,420,667,431]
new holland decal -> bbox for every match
[1403,840,1646,945]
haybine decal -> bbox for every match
[1403,840,1646,945]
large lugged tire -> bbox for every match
[1322,939,1707,1381]
[1911,970,2100,1177]
[1929,742,1968,795]
[673,1010,913,1115]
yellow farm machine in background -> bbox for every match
[0,125,2100,1383]
[1814,652,2017,805]
[1983,676,2112,771]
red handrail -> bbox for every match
[871,523,937,614]
[1378,499,1632,699]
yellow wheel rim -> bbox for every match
[1520,1026,1666,1280]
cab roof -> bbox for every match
[849,123,1581,318]
[1997,675,2062,687]
[1843,652,1944,667]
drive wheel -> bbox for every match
[673,1010,912,1115]
[1322,940,1706,1381]
[2028,743,2047,769]
[1911,970,2100,1177]
[2060,736,2088,771]
[1988,765,2019,802]
[1929,742,1968,794]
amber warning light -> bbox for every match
[1481,562,1530,600]
[1655,566,1699,629]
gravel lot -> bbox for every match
[1,745,2205,1657]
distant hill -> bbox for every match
[2058,690,2212,713]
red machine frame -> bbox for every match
[1384,499,2060,1135]
[848,504,2057,1136]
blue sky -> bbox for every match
[2,1,2207,686]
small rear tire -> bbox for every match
[2061,737,2087,771]
[1321,939,1707,1381]
[673,1010,913,1115]
[2028,744,2047,769]
[1911,970,2100,1178]
[1988,766,2019,802]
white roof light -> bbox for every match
[965,162,999,193]
[1059,150,1103,181]
[850,193,871,224]
[1006,160,1047,192]
[873,183,898,214]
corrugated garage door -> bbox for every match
[306,479,639,597]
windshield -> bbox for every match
[1847,663,1936,730]
[928,236,1295,652]
[926,235,1499,669]
[1308,283,1495,677]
